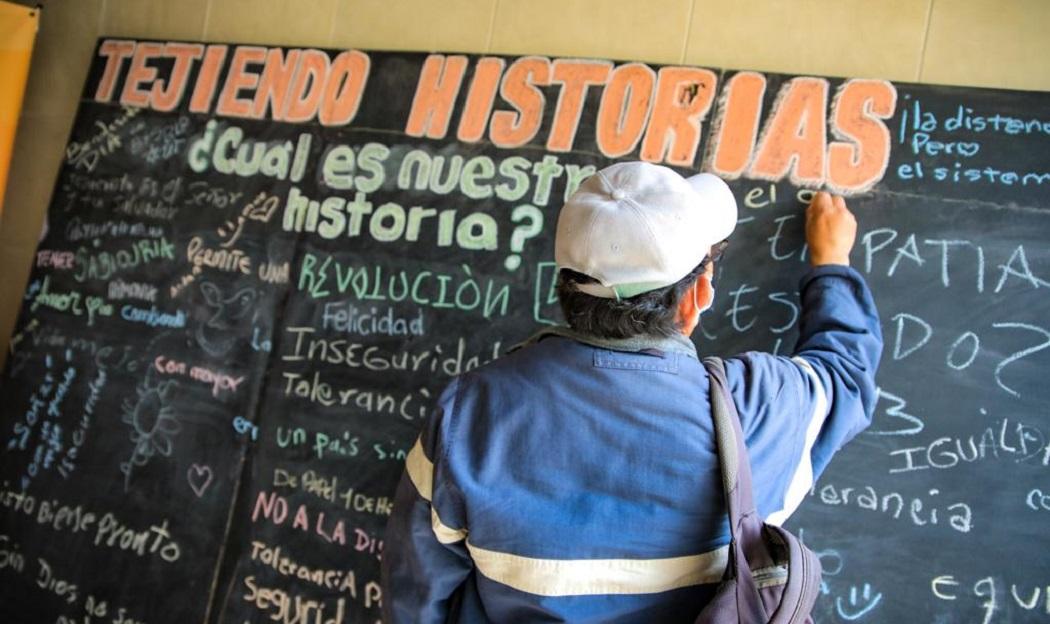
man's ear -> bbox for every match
[677,272,714,336]
[694,272,714,311]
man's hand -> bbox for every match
[806,191,856,267]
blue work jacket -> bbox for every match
[382,265,882,623]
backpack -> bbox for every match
[697,357,822,624]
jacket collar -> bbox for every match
[514,325,699,360]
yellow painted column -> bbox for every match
[0,0,38,218]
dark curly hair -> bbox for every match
[557,241,728,339]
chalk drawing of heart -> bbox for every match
[187,464,214,498]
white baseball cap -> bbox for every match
[555,161,738,299]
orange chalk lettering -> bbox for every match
[405,54,469,139]
[252,48,301,119]
[319,50,370,126]
[827,79,897,193]
[119,42,163,107]
[547,60,611,152]
[456,57,505,143]
[190,45,228,114]
[705,71,766,178]
[216,46,267,118]
[596,63,655,158]
[94,40,136,102]
[151,43,204,112]
[489,56,551,148]
[640,67,717,166]
[749,77,829,186]
[283,50,330,123]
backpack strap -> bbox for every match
[703,356,770,621]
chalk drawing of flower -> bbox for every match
[120,377,180,491]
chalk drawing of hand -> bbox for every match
[835,583,883,621]
[120,377,180,491]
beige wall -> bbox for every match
[2,0,1049,364]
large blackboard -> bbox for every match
[1,39,1049,624]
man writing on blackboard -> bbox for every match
[382,162,882,622]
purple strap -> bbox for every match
[703,357,774,622]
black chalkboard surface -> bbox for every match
[1,39,1049,623]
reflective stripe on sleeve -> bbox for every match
[405,437,433,501]
[766,357,829,526]
[465,542,729,596]
[406,437,469,543]
[432,508,468,544]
